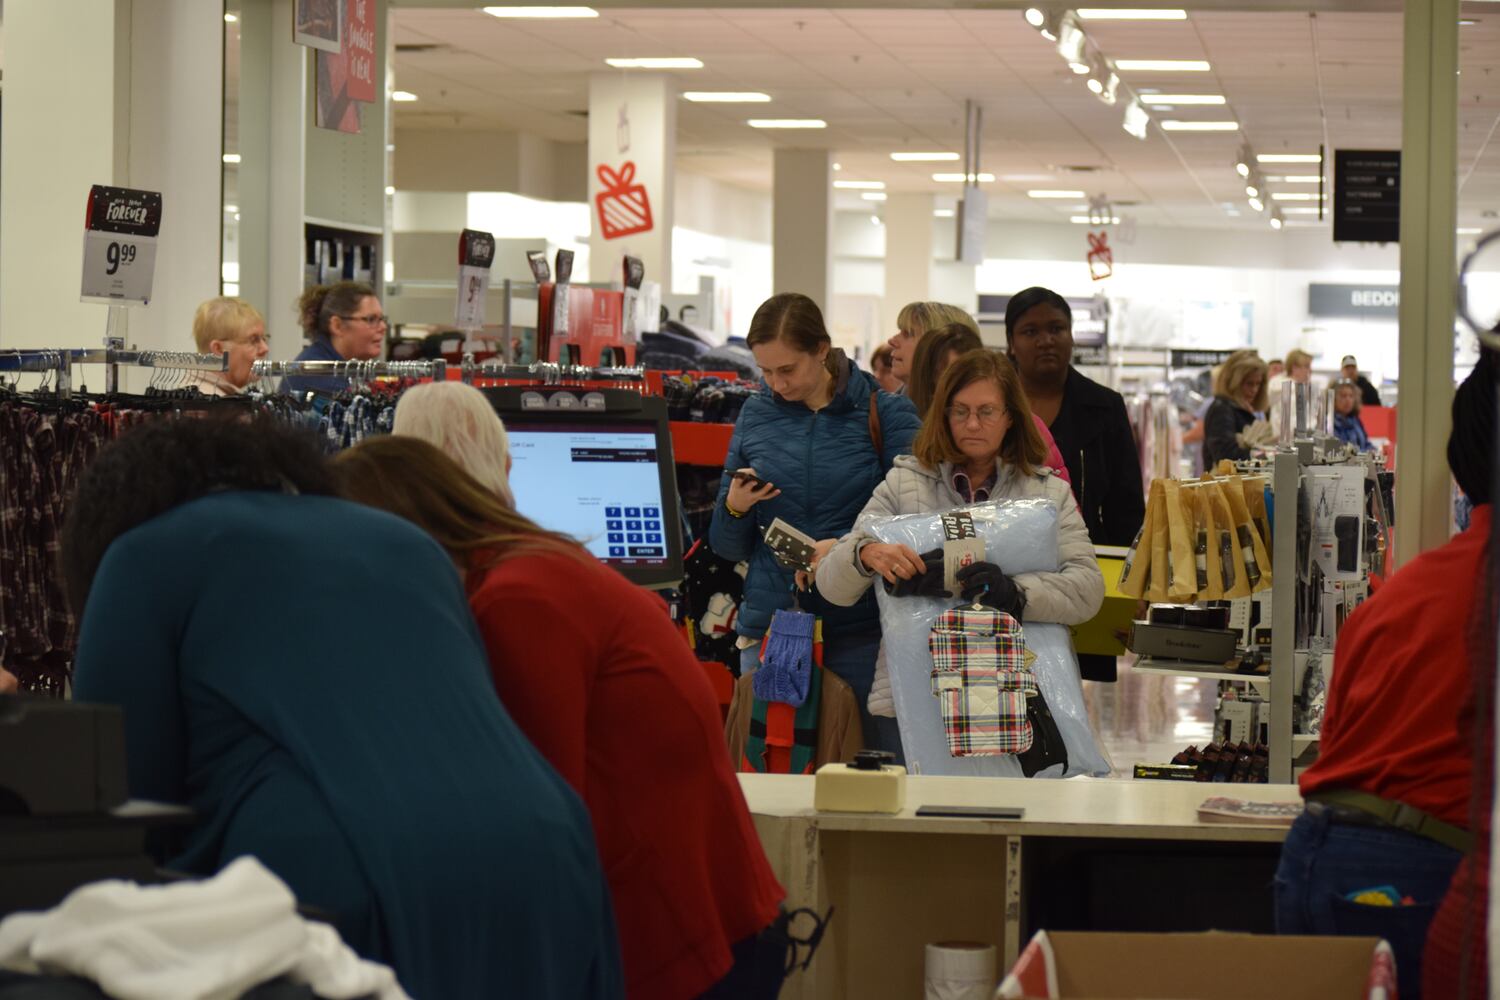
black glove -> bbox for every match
[956,561,1026,618]
[881,548,951,598]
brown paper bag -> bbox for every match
[1224,474,1272,593]
[1190,484,1220,601]
[1147,480,1171,603]
[1243,477,1273,573]
[1207,481,1249,599]
[1118,479,1158,599]
[1163,479,1198,602]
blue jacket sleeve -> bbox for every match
[876,392,922,471]
[708,418,760,562]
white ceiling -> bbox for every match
[389,5,1500,231]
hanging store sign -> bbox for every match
[344,0,377,103]
[1169,349,1240,368]
[1086,230,1113,281]
[1307,283,1400,319]
[81,185,161,305]
[1333,149,1400,244]
[595,162,654,240]
[455,228,496,329]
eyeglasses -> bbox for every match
[947,405,1006,426]
[341,314,388,327]
[239,333,270,348]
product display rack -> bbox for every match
[0,347,229,398]
[251,358,449,383]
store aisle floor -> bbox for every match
[1085,660,1215,778]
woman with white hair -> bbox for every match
[191,297,270,395]
[392,381,514,505]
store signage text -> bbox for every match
[345,0,377,104]
[82,184,161,305]
[1333,150,1401,244]
[1307,283,1400,319]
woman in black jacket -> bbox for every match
[1202,350,1270,469]
[1005,287,1145,682]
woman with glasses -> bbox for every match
[283,281,387,395]
[190,297,271,395]
[818,350,1103,757]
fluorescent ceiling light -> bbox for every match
[862,192,888,202]
[222,153,241,164]
[890,151,960,162]
[1272,192,1326,201]
[1000,174,1055,182]
[683,92,770,102]
[1114,60,1211,72]
[1139,94,1224,105]
[1070,215,1121,224]
[392,91,419,102]
[1160,120,1239,131]
[1257,153,1321,163]
[834,180,885,190]
[748,118,825,129]
[224,204,238,213]
[1248,196,1264,212]
[1076,8,1187,19]
[934,209,956,218]
[1273,175,1323,183]
[1282,207,1323,214]
[1458,227,1483,235]
[1028,189,1086,199]
[933,172,996,183]
[483,6,598,16]
[606,57,703,69]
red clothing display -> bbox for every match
[1301,505,1492,828]
[466,550,785,1000]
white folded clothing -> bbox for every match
[0,856,411,1000]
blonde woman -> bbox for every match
[392,381,514,505]
[191,297,270,395]
[885,301,975,385]
[1203,350,1271,468]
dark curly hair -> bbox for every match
[299,281,375,341]
[60,415,336,615]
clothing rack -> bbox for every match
[458,355,645,386]
[251,359,448,383]
[0,347,228,398]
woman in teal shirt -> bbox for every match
[63,417,621,1000]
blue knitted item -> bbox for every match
[753,608,816,706]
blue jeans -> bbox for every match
[740,629,890,760]
[1274,806,1463,999]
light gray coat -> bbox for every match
[816,455,1105,717]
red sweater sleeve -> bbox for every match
[468,556,600,794]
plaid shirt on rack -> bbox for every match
[928,608,1037,756]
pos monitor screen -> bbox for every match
[482,387,682,589]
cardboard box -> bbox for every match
[997,931,1395,999]
[1070,550,1138,657]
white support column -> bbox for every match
[884,193,934,334]
[1394,0,1460,565]
[588,73,675,289]
[772,149,834,311]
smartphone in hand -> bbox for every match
[733,468,769,489]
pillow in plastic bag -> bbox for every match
[864,498,1110,778]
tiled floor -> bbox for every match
[1084,658,1217,778]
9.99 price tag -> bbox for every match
[81,185,161,305]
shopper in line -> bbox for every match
[1331,380,1374,452]
[1278,349,1497,1000]
[818,349,1104,751]
[1004,286,1142,681]
[1341,354,1382,407]
[282,281,387,395]
[391,380,514,505]
[1201,350,1271,469]
[870,343,902,394]
[190,296,270,395]
[62,417,621,1000]
[885,301,972,386]
[712,293,920,753]
[335,436,786,1000]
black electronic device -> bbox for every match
[914,804,1025,819]
[850,749,895,771]
[483,386,683,590]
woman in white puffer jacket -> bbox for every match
[816,349,1104,759]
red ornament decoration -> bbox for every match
[595,162,654,240]
[1086,231,1114,281]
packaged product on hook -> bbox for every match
[1163,480,1197,603]
[863,498,1110,779]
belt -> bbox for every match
[1306,789,1473,854]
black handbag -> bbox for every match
[1015,689,1069,778]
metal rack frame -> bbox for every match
[0,347,228,399]
[458,355,644,386]
[251,359,448,384]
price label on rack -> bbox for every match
[81,185,161,305]
[455,228,496,330]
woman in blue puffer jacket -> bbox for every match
[711,293,920,754]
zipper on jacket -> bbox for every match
[805,411,819,527]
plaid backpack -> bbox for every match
[928,607,1036,757]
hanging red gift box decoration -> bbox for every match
[1086,230,1114,281]
[595,162,655,241]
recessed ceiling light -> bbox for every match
[234,213,241,221]
[1248,197,1264,212]
[1270,217,1283,230]
[1245,185,1260,198]
[1160,120,1239,131]
[1139,94,1225,105]
[933,172,996,183]
[385,186,396,196]
[1024,8,1046,27]
[833,163,842,171]
[224,12,238,22]
[862,192,888,202]
[870,215,883,226]
[890,151,960,162]
[1087,78,1105,95]
[1458,227,1482,234]
[222,153,241,164]
[834,180,885,190]
[1257,153,1322,163]
[934,209,956,218]
[1114,60,1211,72]
[1069,62,1091,75]
[1029,189,1087,199]
[1272,192,1326,201]
[683,92,770,103]
[747,118,825,129]
[606,57,703,69]
[1070,215,1122,224]
[483,6,598,16]
[1076,9,1187,19]
[392,91,419,102]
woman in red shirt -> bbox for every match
[335,436,786,1000]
